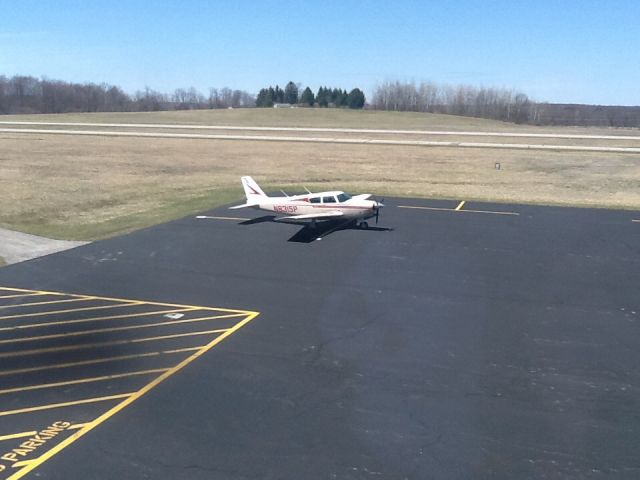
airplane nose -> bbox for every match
[372,199,384,224]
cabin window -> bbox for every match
[309,197,321,204]
[323,196,336,203]
[336,193,351,203]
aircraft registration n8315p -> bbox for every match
[230,176,384,228]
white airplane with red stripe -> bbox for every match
[230,176,384,228]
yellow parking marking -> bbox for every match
[0,286,259,479]
[455,201,466,211]
[398,205,519,216]
[0,328,230,359]
[8,311,259,480]
[0,293,46,300]
[0,302,141,321]
[0,307,198,333]
[0,368,169,395]
[0,432,37,442]
[0,393,132,418]
[0,287,248,314]
[0,297,94,310]
[0,288,66,296]
[67,423,88,430]
[0,313,244,345]
[0,347,201,377]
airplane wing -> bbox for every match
[274,211,344,223]
[351,194,372,200]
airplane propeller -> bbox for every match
[373,198,384,224]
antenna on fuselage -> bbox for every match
[280,190,289,197]
[303,186,312,194]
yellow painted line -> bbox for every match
[0,301,141,321]
[0,431,37,442]
[455,200,466,211]
[0,293,47,300]
[7,310,259,480]
[0,313,244,345]
[0,393,132,418]
[0,286,256,315]
[0,287,66,296]
[196,215,250,221]
[0,296,94,310]
[0,307,198,333]
[0,368,169,395]
[67,423,89,430]
[0,347,201,377]
[12,459,35,469]
[397,205,519,216]
[0,328,230,359]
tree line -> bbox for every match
[371,80,640,127]
[371,80,533,123]
[2,74,638,127]
[255,81,365,109]
[0,75,254,114]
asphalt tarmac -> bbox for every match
[0,198,639,479]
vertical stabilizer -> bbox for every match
[241,176,267,199]
[230,176,268,209]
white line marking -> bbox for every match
[2,121,640,141]
[398,205,519,216]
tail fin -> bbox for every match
[241,176,267,199]
[229,176,268,209]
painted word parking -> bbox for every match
[0,287,258,479]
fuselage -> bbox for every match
[255,191,379,220]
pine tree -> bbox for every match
[300,87,315,106]
[316,86,328,107]
[347,88,365,109]
[284,81,298,104]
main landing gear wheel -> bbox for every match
[360,221,369,229]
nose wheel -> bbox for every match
[359,221,369,229]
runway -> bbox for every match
[2,121,640,140]
[2,123,640,153]
[0,199,639,479]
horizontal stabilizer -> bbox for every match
[229,202,258,210]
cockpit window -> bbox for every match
[309,197,321,204]
[322,196,336,203]
[336,193,351,203]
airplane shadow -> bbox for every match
[239,216,392,243]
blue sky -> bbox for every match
[1,0,639,105]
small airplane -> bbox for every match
[230,176,384,228]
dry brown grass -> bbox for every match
[1,109,639,240]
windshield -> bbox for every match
[336,193,351,203]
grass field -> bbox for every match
[1,109,639,240]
